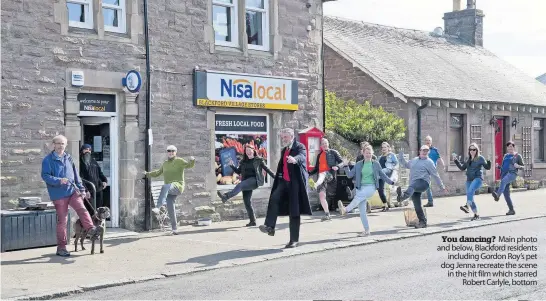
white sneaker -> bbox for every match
[358,231,370,237]
[338,201,347,216]
[152,208,160,214]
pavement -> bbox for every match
[1,189,545,300]
[58,218,546,300]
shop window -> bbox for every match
[534,118,545,162]
[215,114,270,189]
[67,0,94,29]
[102,0,126,33]
[246,0,269,51]
[213,0,239,47]
[449,114,465,164]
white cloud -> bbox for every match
[324,0,546,78]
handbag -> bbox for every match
[404,207,427,227]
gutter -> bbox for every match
[416,103,428,153]
[143,0,152,231]
[321,3,326,132]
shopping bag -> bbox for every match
[404,207,427,227]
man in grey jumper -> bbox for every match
[396,145,448,228]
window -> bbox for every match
[534,119,545,162]
[470,125,482,151]
[215,114,270,190]
[213,0,238,47]
[449,114,464,164]
[66,0,94,29]
[245,0,269,51]
[102,0,126,33]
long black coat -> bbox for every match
[268,139,312,217]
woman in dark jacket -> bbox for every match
[453,143,491,221]
[217,144,275,226]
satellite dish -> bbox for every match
[432,27,444,37]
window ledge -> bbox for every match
[214,45,243,54]
[532,163,546,169]
[248,49,273,57]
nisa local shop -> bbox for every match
[193,69,303,201]
[193,70,299,110]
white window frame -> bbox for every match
[245,0,270,51]
[67,0,94,29]
[214,112,271,191]
[102,0,126,34]
[213,0,239,48]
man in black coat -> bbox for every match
[259,128,312,248]
[80,144,108,211]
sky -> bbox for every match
[324,0,546,78]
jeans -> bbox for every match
[465,178,483,213]
[53,192,94,249]
[265,180,301,242]
[377,179,387,204]
[346,184,376,231]
[496,173,517,211]
[225,177,259,222]
[156,183,181,230]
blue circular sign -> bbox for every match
[124,70,142,93]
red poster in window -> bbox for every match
[494,119,504,180]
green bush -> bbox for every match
[325,90,406,145]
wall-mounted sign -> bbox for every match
[78,93,116,113]
[215,114,267,132]
[71,71,84,87]
[194,70,299,110]
[122,70,142,93]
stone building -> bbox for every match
[1,0,331,231]
[324,1,546,196]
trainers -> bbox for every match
[321,214,331,221]
[460,205,470,214]
[337,201,347,216]
[492,192,500,202]
[471,214,480,221]
[506,210,515,216]
[415,222,427,229]
[217,191,228,203]
[152,208,160,215]
[358,231,370,237]
[246,221,256,227]
[56,249,70,257]
[423,203,433,208]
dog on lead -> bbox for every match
[74,206,110,254]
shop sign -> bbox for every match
[194,70,299,110]
[78,93,116,113]
[122,70,142,93]
[215,114,267,132]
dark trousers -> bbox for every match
[226,177,258,222]
[403,179,430,225]
[378,179,387,204]
[93,189,104,208]
[265,180,301,242]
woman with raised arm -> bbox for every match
[453,143,491,221]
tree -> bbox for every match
[325,90,406,146]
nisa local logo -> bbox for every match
[220,78,286,101]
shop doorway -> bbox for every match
[80,117,119,227]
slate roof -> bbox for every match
[324,16,546,107]
[537,73,546,84]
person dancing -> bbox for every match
[377,142,399,211]
[217,144,275,226]
[492,141,524,215]
[338,145,394,237]
[396,145,447,228]
[453,143,491,221]
[309,138,344,221]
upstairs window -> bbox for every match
[67,0,94,29]
[102,0,126,33]
[213,0,239,47]
[245,0,269,51]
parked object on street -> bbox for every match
[197,218,212,226]
[404,207,428,227]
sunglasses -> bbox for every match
[167,150,176,153]
[420,149,429,152]
[469,148,477,151]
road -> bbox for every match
[59,218,545,300]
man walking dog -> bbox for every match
[41,135,103,257]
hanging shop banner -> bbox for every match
[215,114,267,132]
[193,70,299,110]
[78,93,116,113]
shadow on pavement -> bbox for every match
[182,226,243,235]
[166,248,283,267]
[1,254,76,266]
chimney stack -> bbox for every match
[444,0,484,46]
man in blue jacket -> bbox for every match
[41,135,102,257]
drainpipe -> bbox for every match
[143,0,152,231]
[416,103,428,153]
[321,3,326,133]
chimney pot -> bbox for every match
[467,0,476,9]
[453,0,462,11]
